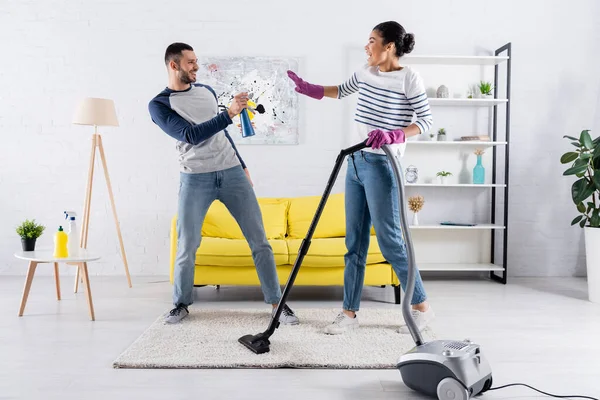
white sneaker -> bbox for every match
[272,304,300,325]
[397,306,435,334]
[324,312,359,335]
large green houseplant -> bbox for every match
[561,129,599,303]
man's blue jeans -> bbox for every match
[343,150,428,311]
[172,165,282,306]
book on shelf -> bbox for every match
[440,221,477,226]
[459,135,491,141]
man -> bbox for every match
[148,42,299,325]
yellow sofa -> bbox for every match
[169,193,401,304]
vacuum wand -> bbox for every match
[381,144,424,346]
[238,140,370,354]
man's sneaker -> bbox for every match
[272,304,300,325]
[397,306,435,334]
[165,304,189,324]
[324,312,359,335]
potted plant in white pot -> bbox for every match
[478,81,494,99]
[16,219,45,251]
[436,171,452,184]
[561,129,599,303]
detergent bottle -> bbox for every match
[64,211,80,257]
[53,226,69,258]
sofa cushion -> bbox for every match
[287,192,347,238]
[201,198,289,240]
[196,237,289,266]
[286,237,385,267]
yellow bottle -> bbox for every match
[53,226,69,258]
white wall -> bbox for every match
[1,0,599,277]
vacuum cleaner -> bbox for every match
[239,140,493,400]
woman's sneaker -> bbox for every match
[397,306,435,334]
[165,304,189,324]
[324,312,359,335]
[272,304,300,325]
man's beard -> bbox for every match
[179,70,196,84]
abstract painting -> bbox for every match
[196,56,300,145]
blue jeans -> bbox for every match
[343,150,427,310]
[172,165,282,306]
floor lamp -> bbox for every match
[72,98,132,291]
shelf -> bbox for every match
[419,263,504,272]
[410,224,505,230]
[428,98,508,106]
[406,183,506,188]
[403,55,509,65]
[406,140,507,147]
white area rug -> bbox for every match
[113,308,435,369]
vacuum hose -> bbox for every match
[381,144,425,347]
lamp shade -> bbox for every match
[72,98,119,127]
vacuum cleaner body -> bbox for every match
[398,339,492,400]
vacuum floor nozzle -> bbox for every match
[238,333,271,354]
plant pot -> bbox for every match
[21,238,36,252]
[412,212,419,226]
[437,134,446,142]
[584,226,600,303]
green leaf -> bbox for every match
[591,209,600,227]
[572,178,595,204]
[580,153,592,160]
[578,202,587,213]
[580,218,587,228]
[560,152,579,164]
[563,135,579,141]
[593,172,600,190]
[572,141,582,147]
[581,130,593,149]
[572,215,584,225]
[564,163,589,176]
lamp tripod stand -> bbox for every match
[74,129,132,291]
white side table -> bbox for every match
[14,250,101,321]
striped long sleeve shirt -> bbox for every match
[337,64,433,156]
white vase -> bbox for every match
[441,176,448,185]
[584,226,600,303]
[412,212,419,226]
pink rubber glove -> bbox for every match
[287,70,324,100]
[366,129,406,149]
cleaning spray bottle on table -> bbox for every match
[64,211,80,258]
[53,226,69,258]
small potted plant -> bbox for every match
[16,219,45,251]
[408,195,425,225]
[437,128,447,141]
[478,81,494,99]
[436,171,452,184]
[429,132,436,141]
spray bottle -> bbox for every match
[64,211,80,257]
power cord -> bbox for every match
[489,383,598,400]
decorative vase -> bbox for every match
[473,154,485,184]
[21,238,36,251]
[412,212,419,226]
[437,134,446,142]
[436,85,449,98]
[585,226,600,303]
[441,176,448,185]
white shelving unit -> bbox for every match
[419,263,504,272]
[428,98,508,106]
[404,55,509,65]
[406,183,506,188]
[400,44,511,283]
[409,224,505,230]
[407,141,507,147]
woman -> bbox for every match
[287,21,434,335]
